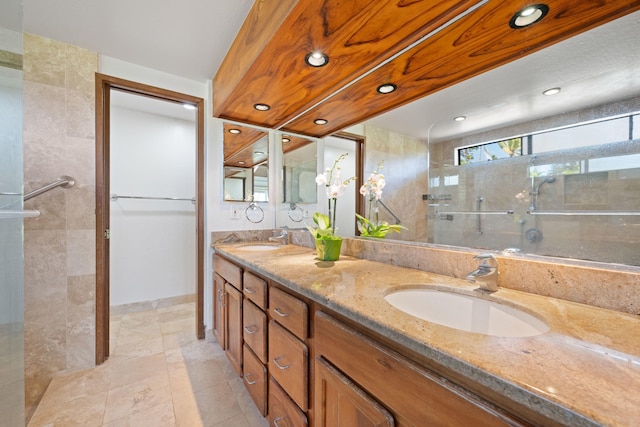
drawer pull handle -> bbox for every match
[244,373,257,385]
[273,307,289,317]
[273,356,290,370]
[244,287,256,294]
[273,416,285,427]
[244,324,258,334]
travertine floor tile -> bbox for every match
[28,301,268,427]
[112,335,164,359]
[28,390,108,427]
[160,317,194,336]
[34,363,111,407]
[103,372,172,424]
[168,359,227,397]
[109,353,168,389]
[102,402,176,427]
[173,382,243,427]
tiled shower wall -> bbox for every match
[22,33,97,416]
[428,96,640,266]
[363,126,429,241]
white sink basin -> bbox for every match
[384,287,549,337]
[237,243,281,251]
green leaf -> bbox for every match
[313,212,331,230]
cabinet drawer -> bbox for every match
[243,344,267,416]
[214,255,242,289]
[244,271,267,309]
[268,376,308,427]
[269,287,308,340]
[315,312,519,426]
[243,300,267,363]
[269,321,308,411]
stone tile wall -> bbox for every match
[429,97,640,266]
[363,126,428,241]
[22,33,97,417]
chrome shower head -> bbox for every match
[534,177,556,194]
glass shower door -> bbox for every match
[0,2,29,424]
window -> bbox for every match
[455,112,639,165]
[457,137,522,165]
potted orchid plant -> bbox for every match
[356,161,407,238]
[307,153,356,261]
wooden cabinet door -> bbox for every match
[269,320,308,411]
[213,273,226,349]
[315,357,394,427]
[315,312,520,426]
[243,344,267,416]
[268,377,308,427]
[225,282,243,376]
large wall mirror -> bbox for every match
[223,122,269,202]
[360,11,640,267]
[280,132,317,205]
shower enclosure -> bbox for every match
[427,112,640,266]
[0,1,27,424]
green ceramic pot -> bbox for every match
[314,237,343,261]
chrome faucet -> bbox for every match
[466,253,499,292]
[268,228,288,245]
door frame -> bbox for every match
[333,131,365,235]
[95,73,205,364]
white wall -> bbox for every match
[324,137,357,237]
[99,56,277,328]
[109,104,196,306]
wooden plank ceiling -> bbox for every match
[223,123,268,168]
[213,0,640,138]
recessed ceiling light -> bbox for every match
[454,116,466,122]
[282,136,290,143]
[509,4,549,29]
[542,87,561,96]
[305,51,329,67]
[254,103,270,111]
[228,128,241,134]
[314,119,328,125]
[254,151,264,155]
[377,83,397,94]
[238,161,245,165]
[183,103,196,110]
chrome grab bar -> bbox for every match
[437,210,515,215]
[378,199,401,224]
[528,210,640,216]
[24,176,75,201]
[111,194,196,203]
[0,209,40,219]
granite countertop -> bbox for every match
[213,243,640,427]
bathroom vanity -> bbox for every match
[212,242,640,426]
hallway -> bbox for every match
[27,302,268,426]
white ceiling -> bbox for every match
[23,0,254,82]
[22,2,640,141]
